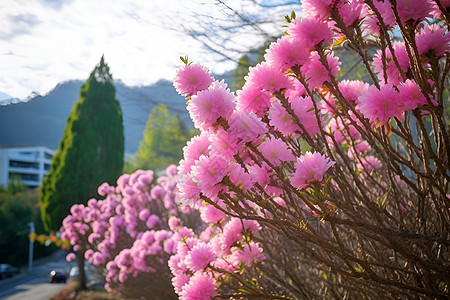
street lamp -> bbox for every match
[27,222,35,273]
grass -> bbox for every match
[50,280,123,300]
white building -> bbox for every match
[0,146,55,189]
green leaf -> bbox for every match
[285,15,291,23]
[291,11,296,20]
[323,273,328,280]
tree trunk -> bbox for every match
[77,249,86,289]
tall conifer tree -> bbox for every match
[40,56,124,232]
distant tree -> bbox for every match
[0,174,27,194]
[40,56,124,288]
[131,104,194,173]
[0,189,56,267]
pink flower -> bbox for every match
[338,0,366,28]
[264,36,310,71]
[396,0,433,23]
[191,155,229,189]
[357,155,382,173]
[357,84,403,126]
[174,64,214,97]
[183,134,211,161]
[229,163,255,191]
[301,0,334,20]
[290,152,335,190]
[236,84,272,117]
[364,0,398,35]
[373,42,409,86]
[231,242,265,267]
[66,252,76,262]
[398,79,428,110]
[185,243,217,272]
[245,62,293,93]
[285,78,306,99]
[269,96,321,138]
[187,81,236,131]
[258,137,295,167]
[209,128,241,160]
[348,140,372,159]
[180,272,217,300]
[301,51,340,89]
[228,111,268,143]
[416,24,450,58]
[200,203,226,223]
[288,17,333,50]
[338,80,369,106]
[172,273,191,294]
[177,175,201,206]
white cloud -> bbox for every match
[0,0,297,99]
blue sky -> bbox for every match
[0,0,295,100]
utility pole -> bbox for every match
[27,222,35,273]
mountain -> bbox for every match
[0,91,12,101]
[0,70,234,155]
[0,79,191,155]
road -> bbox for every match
[0,250,76,300]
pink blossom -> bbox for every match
[357,84,403,126]
[146,215,160,229]
[348,140,372,159]
[357,155,382,173]
[338,0,367,28]
[416,24,450,58]
[236,83,272,117]
[228,163,255,191]
[285,78,306,99]
[231,242,265,267]
[301,51,340,89]
[228,111,268,143]
[185,243,217,271]
[209,128,241,160]
[245,62,293,93]
[182,133,211,163]
[187,81,236,131]
[172,273,191,294]
[338,80,369,106]
[200,203,226,224]
[396,0,433,23]
[269,96,320,138]
[150,186,165,199]
[247,164,271,187]
[290,152,335,190]
[301,0,334,20]
[179,272,217,300]
[264,35,310,71]
[273,196,286,207]
[373,42,409,86]
[288,17,333,50]
[66,252,76,262]
[174,64,214,97]
[258,137,295,167]
[191,155,229,188]
[398,79,428,110]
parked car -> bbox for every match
[0,264,19,280]
[49,270,67,283]
[69,266,89,281]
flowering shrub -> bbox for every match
[174,0,450,298]
[60,166,202,299]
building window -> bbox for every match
[44,164,51,171]
[9,172,39,182]
[44,153,53,160]
[9,160,39,170]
